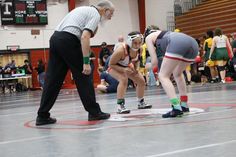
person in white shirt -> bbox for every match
[209,28,233,83]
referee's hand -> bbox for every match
[82,64,91,75]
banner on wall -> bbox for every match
[1,0,15,25]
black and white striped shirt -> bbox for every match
[55,6,100,39]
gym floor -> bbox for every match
[1,82,236,157]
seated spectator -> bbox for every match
[0,63,3,73]
[22,59,33,74]
[97,71,118,93]
[98,42,112,71]
[98,54,109,74]
[4,60,16,70]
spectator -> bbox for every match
[231,33,236,54]
[0,64,3,77]
[98,42,112,72]
[203,30,218,83]
[209,28,233,83]
[35,59,45,89]
[139,43,148,85]
[98,54,110,74]
[231,33,236,73]
[4,60,16,70]
[22,59,33,74]
[97,71,118,93]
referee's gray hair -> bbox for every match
[96,0,114,9]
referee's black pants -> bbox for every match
[37,31,102,118]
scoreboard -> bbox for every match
[1,0,48,25]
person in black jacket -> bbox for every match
[35,59,45,89]
[98,42,112,72]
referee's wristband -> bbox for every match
[83,56,90,64]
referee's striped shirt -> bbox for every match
[55,6,100,39]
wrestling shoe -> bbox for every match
[181,106,190,113]
[117,104,130,114]
[138,99,152,109]
[162,107,183,118]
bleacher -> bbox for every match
[175,0,236,39]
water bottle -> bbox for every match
[148,69,156,86]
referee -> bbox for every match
[36,0,115,126]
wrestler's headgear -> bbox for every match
[144,28,157,41]
[127,32,143,51]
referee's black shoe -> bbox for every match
[36,116,57,126]
[88,112,110,121]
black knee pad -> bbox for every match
[218,65,226,71]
